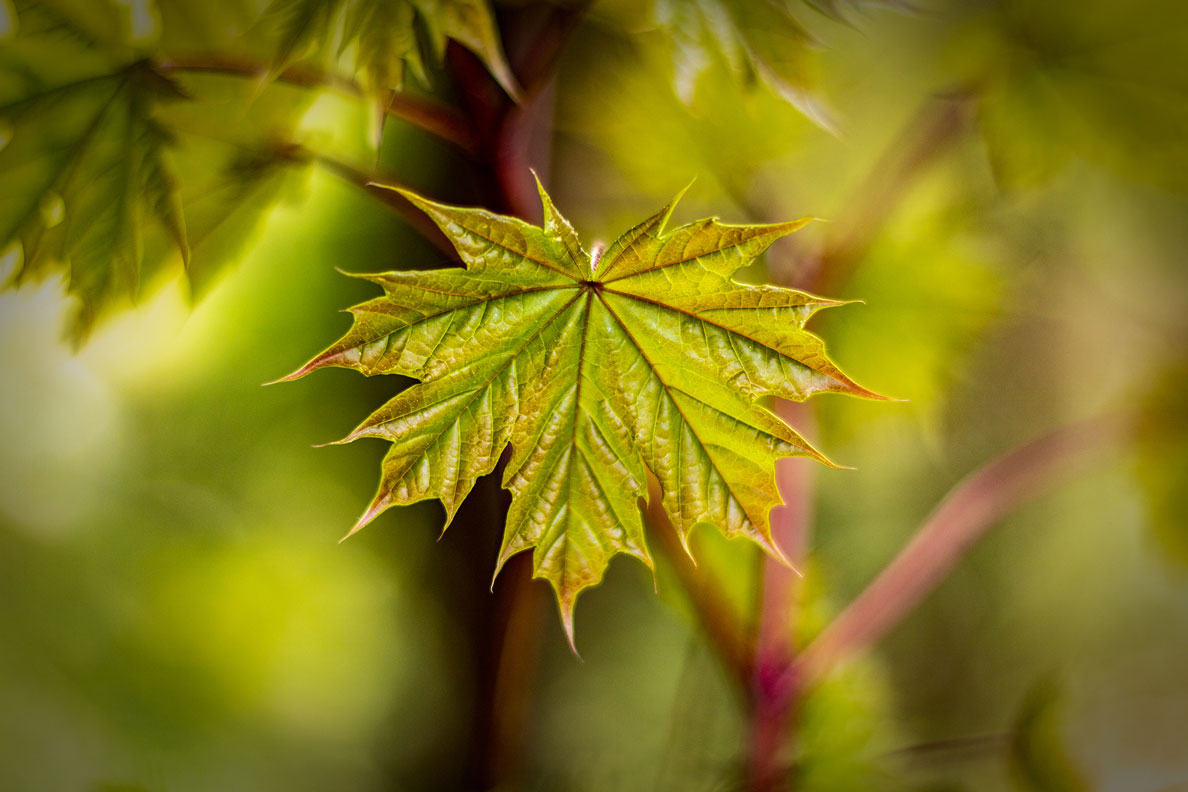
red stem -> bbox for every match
[156,54,477,152]
[747,401,817,791]
[791,415,1130,688]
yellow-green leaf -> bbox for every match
[287,180,881,644]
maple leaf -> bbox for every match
[266,0,519,99]
[652,0,905,130]
[283,180,881,645]
[0,57,191,336]
[654,0,825,127]
[0,2,314,340]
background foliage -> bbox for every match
[1,0,1187,790]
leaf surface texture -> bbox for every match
[291,182,880,642]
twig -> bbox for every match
[155,54,477,152]
[746,401,816,790]
[790,415,1131,688]
[298,147,456,256]
[885,732,1010,768]
[810,89,976,295]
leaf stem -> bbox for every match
[155,54,478,152]
[812,90,976,294]
[746,400,817,791]
[790,414,1131,688]
[297,147,457,256]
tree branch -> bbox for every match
[156,54,477,152]
[790,415,1131,688]
[296,147,456,256]
[813,90,976,294]
[746,401,816,790]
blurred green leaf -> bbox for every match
[264,0,518,97]
[286,181,878,643]
[949,0,1188,189]
[0,55,190,335]
[0,2,319,339]
[650,0,904,128]
[654,0,825,125]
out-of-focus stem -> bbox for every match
[469,552,545,788]
[297,148,456,255]
[810,90,976,295]
[746,400,817,791]
[790,415,1131,688]
[156,54,478,151]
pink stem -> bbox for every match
[791,415,1130,687]
[747,401,816,791]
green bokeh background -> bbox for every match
[2,1,1187,790]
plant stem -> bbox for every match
[295,147,456,255]
[810,90,976,295]
[791,415,1131,688]
[747,401,816,791]
[155,54,478,151]
[438,6,600,783]
[468,552,545,788]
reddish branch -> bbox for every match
[294,148,456,256]
[791,415,1131,688]
[746,401,816,790]
[156,54,477,151]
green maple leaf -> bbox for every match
[267,0,519,98]
[653,0,905,130]
[654,0,825,127]
[0,56,191,336]
[283,180,881,644]
[0,2,314,339]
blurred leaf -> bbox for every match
[1008,680,1090,792]
[950,0,1188,190]
[0,54,190,336]
[822,214,1002,435]
[797,656,898,792]
[651,0,903,128]
[154,0,268,52]
[285,181,879,643]
[654,0,824,125]
[13,0,132,48]
[0,3,316,339]
[1134,363,1188,570]
[264,0,518,97]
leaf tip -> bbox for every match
[333,266,375,280]
[437,505,460,541]
[366,180,421,207]
[761,534,801,574]
[340,494,389,542]
[263,357,322,385]
[262,370,304,387]
[491,542,518,589]
[312,431,356,448]
[676,528,698,567]
[667,177,697,222]
[558,598,581,658]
